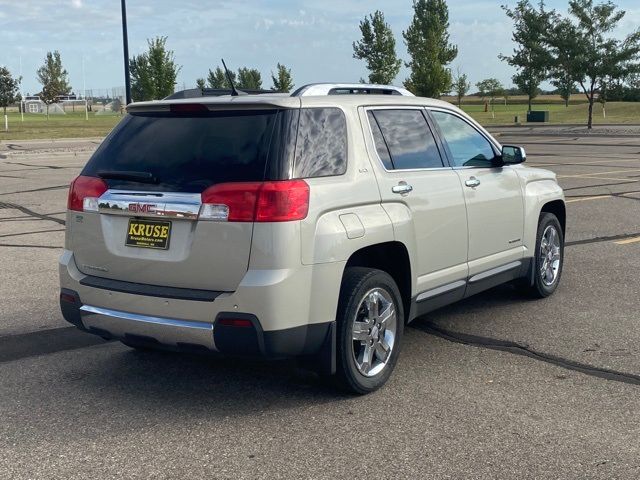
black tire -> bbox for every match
[521,212,564,298]
[335,267,404,394]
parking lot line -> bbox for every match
[557,168,640,179]
[614,236,640,245]
[565,195,612,203]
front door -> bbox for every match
[430,109,525,279]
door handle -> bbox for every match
[465,177,481,188]
[392,182,413,195]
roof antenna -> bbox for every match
[221,58,239,97]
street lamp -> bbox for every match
[121,0,132,105]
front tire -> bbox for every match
[335,267,404,394]
[523,212,564,298]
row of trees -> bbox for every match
[0,51,72,116]
[353,1,457,98]
[500,0,640,128]
[129,37,296,100]
[352,0,640,128]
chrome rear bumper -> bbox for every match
[79,304,215,350]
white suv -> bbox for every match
[59,83,565,393]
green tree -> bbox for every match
[353,10,402,84]
[547,18,580,107]
[451,69,470,107]
[36,51,71,117]
[403,0,458,97]
[207,66,235,89]
[237,68,262,90]
[549,0,640,128]
[271,63,294,92]
[196,78,206,90]
[499,1,552,112]
[476,78,504,118]
[0,66,21,115]
[129,36,181,101]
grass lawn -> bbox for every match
[0,112,123,141]
[459,101,640,125]
[0,100,638,141]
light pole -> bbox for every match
[121,0,132,105]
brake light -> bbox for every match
[200,180,309,222]
[67,175,108,212]
[170,103,209,113]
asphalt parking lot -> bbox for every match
[1,127,639,479]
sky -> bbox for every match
[0,0,638,97]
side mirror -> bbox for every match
[501,145,526,164]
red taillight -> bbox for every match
[255,180,310,222]
[217,318,254,328]
[200,180,309,222]
[67,175,108,212]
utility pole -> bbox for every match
[121,0,132,105]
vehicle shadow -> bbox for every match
[74,345,352,418]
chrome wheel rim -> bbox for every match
[540,225,561,286]
[351,288,397,377]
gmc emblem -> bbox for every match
[128,203,156,214]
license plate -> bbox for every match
[125,218,171,250]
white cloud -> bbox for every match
[71,0,82,7]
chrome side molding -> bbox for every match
[468,261,522,283]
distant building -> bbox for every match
[23,95,45,113]
[22,94,76,114]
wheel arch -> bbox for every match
[540,199,566,235]
[344,241,412,322]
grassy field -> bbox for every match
[0,99,638,141]
[459,101,640,125]
[0,112,122,141]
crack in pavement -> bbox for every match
[0,184,68,196]
[4,161,65,169]
[0,243,61,249]
[0,202,65,225]
[415,322,640,386]
[0,228,65,239]
[566,232,640,246]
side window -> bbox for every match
[369,109,443,170]
[431,111,496,167]
[293,108,347,178]
[367,111,393,170]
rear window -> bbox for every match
[83,107,348,192]
[82,110,278,193]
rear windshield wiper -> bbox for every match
[97,170,158,184]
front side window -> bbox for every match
[368,109,443,170]
[431,111,496,167]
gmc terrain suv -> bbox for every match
[59,83,565,393]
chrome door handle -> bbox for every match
[392,183,413,194]
[465,177,481,188]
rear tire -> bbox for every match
[521,212,564,298]
[335,267,404,394]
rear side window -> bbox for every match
[82,110,278,193]
[368,109,443,170]
[293,108,347,178]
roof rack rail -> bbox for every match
[291,83,414,97]
[165,88,278,100]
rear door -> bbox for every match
[362,107,469,298]
[429,109,525,278]
[70,108,281,292]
